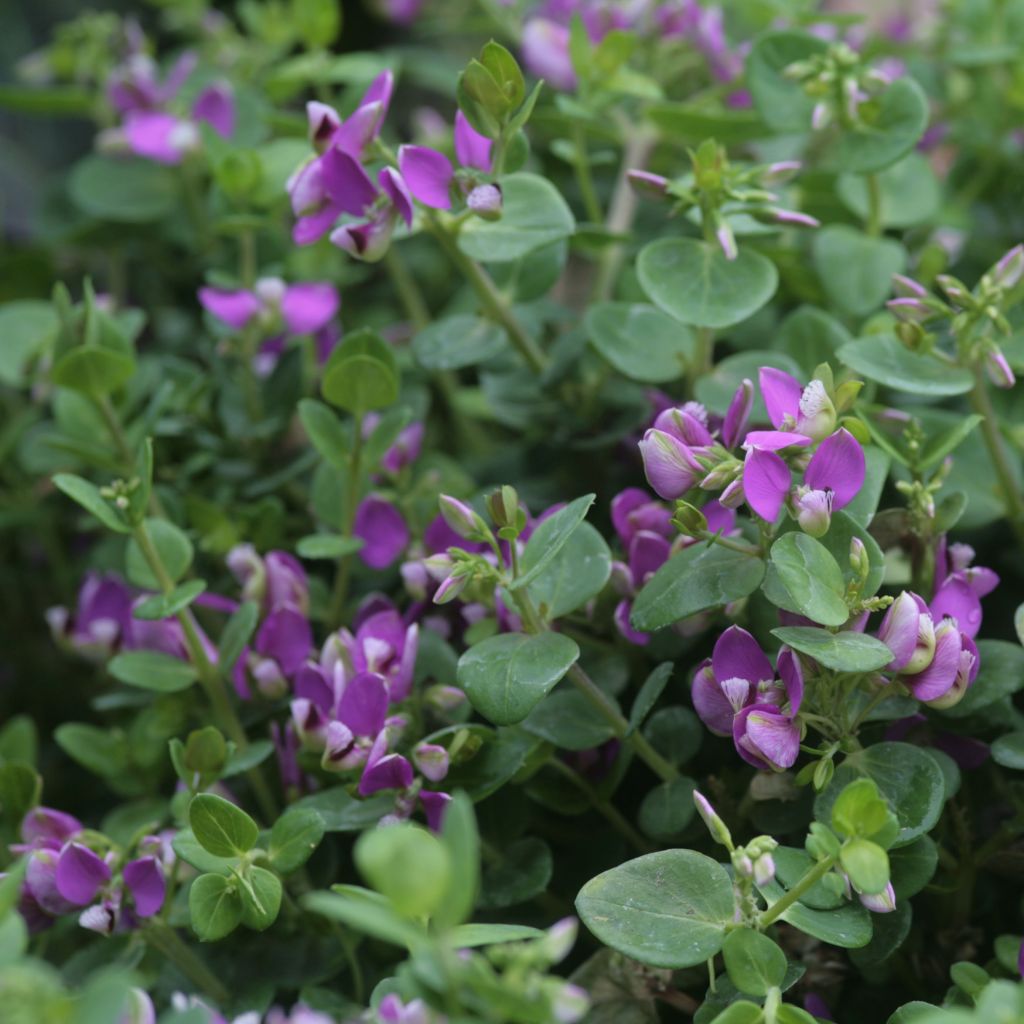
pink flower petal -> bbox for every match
[742,447,790,522]
[804,428,866,510]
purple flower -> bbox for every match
[363,415,424,474]
[46,573,134,660]
[236,605,314,699]
[107,51,197,115]
[227,546,310,615]
[359,729,415,795]
[123,856,166,917]
[522,19,577,91]
[55,842,112,906]
[378,994,436,1024]
[610,488,674,545]
[722,378,754,449]
[303,71,393,160]
[692,626,803,771]
[398,112,495,213]
[354,496,411,568]
[122,82,234,164]
[637,429,705,500]
[759,368,836,442]
[199,278,340,338]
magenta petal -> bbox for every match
[703,500,736,536]
[713,626,774,687]
[21,807,82,847]
[743,447,790,522]
[319,148,379,215]
[56,843,111,906]
[378,167,414,227]
[191,82,234,138]
[339,671,389,737]
[734,705,799,771]
[123,111,190,164]
[692,659,734,735]
[419,791,452,832]
[293,204,343,246]
[638,429,701,500]
[521,18,577,91]
[123,856,165,917]
[653,408,715,446]
[354,497,410,569]
[759,367,803,429]
[804,429,865,510]
[359,752,414,795]
[930,578,983,639]
[26,850,77,915]
[743,430,813,451]
[361,70,395,118]
[904,624,962,702]
[454,110,493,172]
[722,378,754,449]
[294,664,335,714]
[333,101,385,159]
[281,283,340,334]
[398,145,454,210]
[198,287,261,330]
[614,599,649,646]
[628,530,671,586]
[776,646,804,714]
[877,592,920,671]
[255,606,313,676]
[610,487,652,545]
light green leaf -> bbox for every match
[813,227,906,317]
[585,302,693,383]
[772,627,893,672]
[765,532,850,627]
[525,521,611,620]
[837,335,974,397]
[413,315,508,370]
[721,927,788,997]
[509,494,596,591]
[108,651,198,693]
[268,809,325,874]
[189,873,243,941]
[189,793,259,858]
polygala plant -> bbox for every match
[3,0,1024,1022]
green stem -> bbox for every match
[425,214,549,375]
[547,757,651,854]
[143,921,230,1006]
[239,229,257,289]
[94,397,167,517]
[384,247,431,330]
[327,412,365,628]
[865,173,883,237]
[969,367,1024,540]
[691,327,716,387]
[591,128,655,303]
[571,122,603,224]
[758,854,836,927]
[696,530,761,557]
[132,521,278,822]
[509,588,679,783]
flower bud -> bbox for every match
[413,742,450,782]
[892,273,928,299]
[936,274,971,306]
[541,916,578,964]
[467,183,502,219]
[672,501,707,537]
[795,487,833,538]
[638,429,702,500]
[732,851,754,878]
[858,881,896,913]
[424,684,467,712]
[433,572,469,605]
[439,495,484,540]
[716,220,738,262]
[991,243,1024,290]
[985,347,1016,389]
[321,720,362,772]
[753,852,776,887]
[719,477,745,509]
[761,160,801,186]
[627,169,670,197]
[252,657,288,699]
[307,101,341,153]
[291,699,329,750]
[400,560,430,600]
[850,536,870,579]
[693,790,733,850]
[486,485,520,529]
[796,380,836,441]
[551,982,589,1023]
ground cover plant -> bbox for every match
[3,0,1024,1021]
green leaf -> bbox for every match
[765,532,851,627]
[631,543,765,632]
[217,601,260,673]
[815,743,946,847]
[776,305,852,377]
[813,510,886,595]
[459,174,575,262]
[850,901,912,971]
[189,793,259,857]
[450,923,543,947]
[643,706,703,766]
[480,837,552,910]
[721,928,788,997]
[509,494,596,591]
[628,662,673,734]
[746,30,829,131]
[937,639,1024,718]
[354,823,451,919]
[638,238,779,329]
[575,850,734,968]
[239,866,283,931]
[222,740,275,778]
[0,762,40,829]
[133,580,207,620]
[647,103,769,144]
[992,731,1024,770]
[457,632,580,726]
[0,301,59,386]
[436,792,479,930]
[295,534,365,559]
[303,888,425,949]
[919,415,984,470]
[837,335,974,397]
[413,314,508,370]
[69,156,178,223]
[54,723,129,779]
[189,873,243,941]
[50,347,135,398]
[321,328,399,415]
[522,688,619,751]
[297,398,350,469]
[890,836,938,898]
[125,519,193,589]
[268,809,325,874]
[840,838,890,895]
[293,789,397,831]
[108,651,198,693]
[830,78,930,174]
[837,153,940,228]
[758,878,872,948]
[843,446,891,525]
[53,473,131,534]
[771,627,893,672]
[813,226,906,317]
[638,777,697,841]
[525,521,611,620]
[585,302,693,383]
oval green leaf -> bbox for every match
[837,335,974,397]
[771,626,893,672]
[585,302,693,383]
